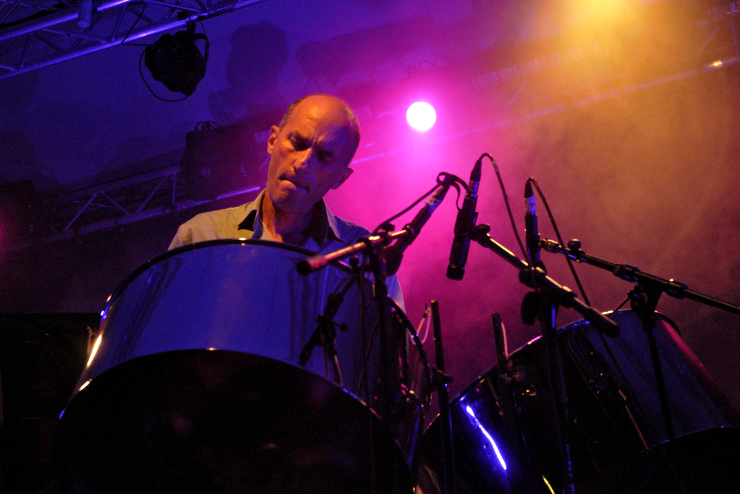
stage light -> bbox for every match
[406,101,436,132]
[144,23,209,97]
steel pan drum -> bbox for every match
[57,240,430,494]
[417,311,740,494]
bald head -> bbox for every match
[278,94,361,163]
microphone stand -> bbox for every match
[539,238,740,442]
[470,228,620,336]
[470,225,619,494]
[430,300,456,494]
[298,231,405,493]
[299,285,351,386]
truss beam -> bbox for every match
[0,0,266,79]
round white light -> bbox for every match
[406,101,437,132]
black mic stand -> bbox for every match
[299,284,351,386]
[430,300,456,494]
[298,231,406,493]
[360,236,401,437]
[540,238,740,442]
[492,312,526,494]
[470,225,619,494]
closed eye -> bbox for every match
[290,135,309,151]
[290,133,335,164]
[317,149,335,164]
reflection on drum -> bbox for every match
[56,240,431,494]
[417,311,740,494]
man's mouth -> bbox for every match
[282,176,308,193]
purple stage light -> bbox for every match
[406,101,437,132]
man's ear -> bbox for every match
[266,125,279,155]
[331,167,354,190]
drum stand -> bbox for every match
[521,265,576,494]
[470,225,619,494]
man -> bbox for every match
[169,93,402,305]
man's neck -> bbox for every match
[261,194,314,243]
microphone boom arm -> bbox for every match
[470,226,620,336]
[296,231,404,276]
[540,238,740,316]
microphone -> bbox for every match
[446,159,482,280]
[385,185,449,276]
[524,179,541,269]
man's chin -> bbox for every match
[271,196,314,216]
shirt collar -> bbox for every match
[237,190,345,247]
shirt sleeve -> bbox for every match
[386,273,405,314]
[168,223,192,251]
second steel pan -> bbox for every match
[417,310,740,494]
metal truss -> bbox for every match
[1,160,259,253]
[43,163,185,237]
[0,0,266,80]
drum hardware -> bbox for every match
[492,312,526,494]
[364,238,406,494]
[417,310,740,494]
[518,276,574,490]
[525,283,574,494]
[298,177,456,419]
[298,233,413,494]
[297,177,458,494]
[532,237,740,492]
[429,300,457,494]
[299,278,353,386]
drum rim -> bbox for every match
[101,239,352,319]
[445,309,680,410]
[96,238,432,410]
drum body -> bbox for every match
[57,240,430,494]
[417,310,740,494]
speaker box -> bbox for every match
[180,112,282,201]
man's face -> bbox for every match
[265,96,355,215]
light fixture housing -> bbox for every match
[144,23,209,97]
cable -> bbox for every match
[415,304,431,345]
[527,178,591,305]
[372,172,465,235]
[120,3,149,47]
[481,153,529,262]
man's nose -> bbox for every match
[294,147,317,172]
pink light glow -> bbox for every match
[406,102,437,132]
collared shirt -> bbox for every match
[168,190,404,309]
